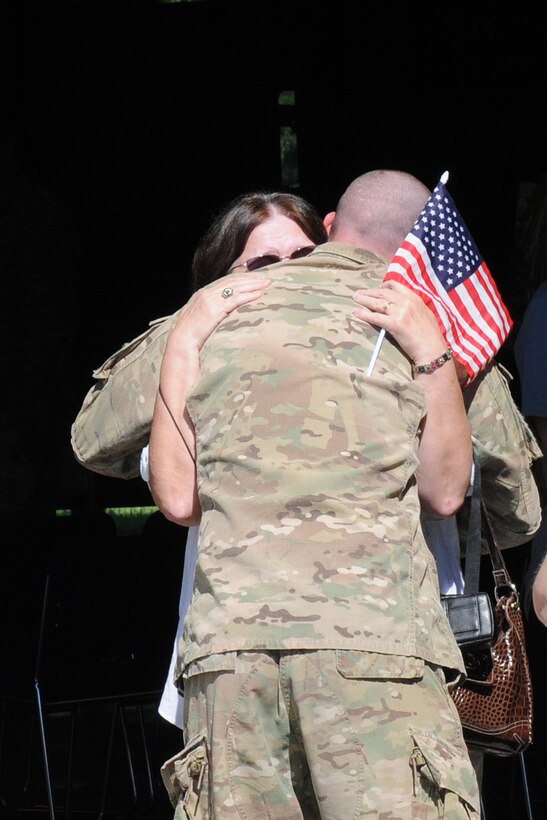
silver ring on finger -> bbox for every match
[221,287,234,299]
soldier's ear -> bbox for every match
[323,212,336,235]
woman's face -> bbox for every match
[231,214,316,272]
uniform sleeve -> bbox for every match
[465,361,542,548]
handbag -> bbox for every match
[447,466,534,757]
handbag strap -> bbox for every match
[480,503,516,599]
[463,452,516,598]
[463,454,482,594]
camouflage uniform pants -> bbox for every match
[161,649,480,819]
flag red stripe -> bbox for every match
[454,266,512,343]
[448,280,500,357]
[476,263,513,334]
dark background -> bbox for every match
[2,0,546,514]
[1,1,547,817]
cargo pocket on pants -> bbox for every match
[409,729,480,817]
[160,730,208,819]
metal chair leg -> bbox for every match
[519,751,534,820]
[119,706,138,806]
[98,703,119,820]
[137,704,155,808]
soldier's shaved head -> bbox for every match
[329,170,431,260]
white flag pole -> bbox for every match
[367,328,385,377]
[367,170,449,378]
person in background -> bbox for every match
[510,176,547,626]
[149,170,480,818]
[531,519,547,626]
[514,278,547,625]
[532,522,547,626]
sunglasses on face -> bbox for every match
[234,245,316,272]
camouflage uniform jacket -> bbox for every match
[179,243,464,675]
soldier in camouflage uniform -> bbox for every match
[151,171,481,818]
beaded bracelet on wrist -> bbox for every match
[412,347,453,375]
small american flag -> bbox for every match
[384,172,513,382]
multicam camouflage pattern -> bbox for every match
[464,360,542,548]
[178,244,463,675]
[165,649,479,818]
[70,307,184,479]
[70,254,543,570]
